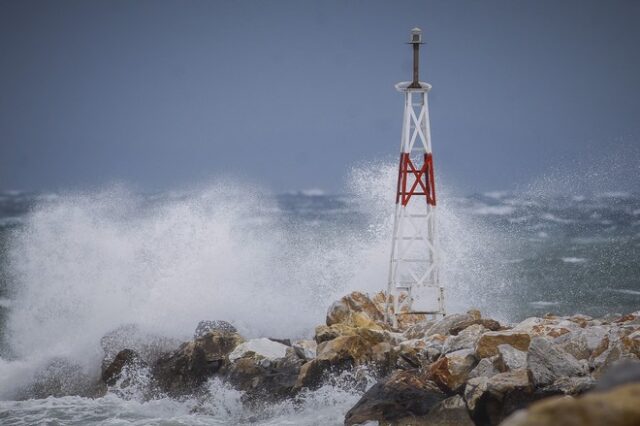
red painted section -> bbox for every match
[395,152,436,206]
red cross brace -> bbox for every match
[395,152,436,206]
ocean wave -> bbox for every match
[472,205,516,216]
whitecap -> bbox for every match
[609,289,640,296]
[529,301,560,307]
[561,257,588,264]
[472,205,515,216]
[541,213,573,224]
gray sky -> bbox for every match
[1,0,639,193]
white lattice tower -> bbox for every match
[385,28,445,327]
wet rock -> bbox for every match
[326,291,386,329]
[228,338,289,362]
[475,331,531,359]
[468,356,500,380]
[427,313,476,337]
[296,330,397,389]
[102,349,146,386]
[292,339,317,360]
[555,326,609,360]
[100,324,180,372]
[223,350,303,402]
[193,320,237,338]
[500,383,640,426]
[376,395,475,425]
[344,369,445,426]
[153,328,244,395]
[428,348,477,392]
[496,344,527,372]
[526,336,587,387]
[444,324,486,353]
[449,318,503,335]
[403,319,437,340]
[464,369,535,426]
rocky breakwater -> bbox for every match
[99,292,640,425]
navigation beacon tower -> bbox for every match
[385,28,445,326]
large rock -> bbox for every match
[152,327,244,395]
[464,369,535,426]
[500,383,640,426]
[526,336,588,387]
[555,326,609,360]
[228,338,289,362]
[497,344,527,372]
[292,339,317,360]
[102,349,146,386]
[428,349,477,392]
[475,331,531,359]
[468,356,500,380]
[296,329,397,389]
[326,291,385,329]
[445,324,486,353]
[344,369,445,426]
[222,349,303,402]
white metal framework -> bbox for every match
[385,29,445,327]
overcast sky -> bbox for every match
[1,0,639,193]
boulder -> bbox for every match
[594,359,640,392]
[526,336,588,387]
[344,369,445,426]
[444,324,486,353]
[497,344,527,372]
[326,291,385,328]
[152,327,244,395]
[475,331,531,359]
[449,318,504,336]
[296,330,397,389]
[555,326,609,360]
[464,369,535,426]
[468,356,500,380]
[193,320,237,338]
[222,349,303,402]
[228,338,289,362]
[537,376,595,397]
[381,395,475,426]
[292,339,317,360]
[428,349,477,392]
[427,313,476,337]
[500,383,640,426]
[102,349,146,386]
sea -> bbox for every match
[0,166,639,424]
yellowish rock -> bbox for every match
[475,330,531,359]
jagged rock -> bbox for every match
[222,349,303,402]
[497,344,527,372]
[344,369,445,426]
[450,318,503,336]
[228,338,289,362]
[500,383,640,426]
[428,348,477,392]
[537,375,595,397]
[102,349,146,386]
[193,320,237,338]
[555,326,609,360]
[296,330,397,389]
[445,324,487,353]
[468,356,500,380]
[403,319,437,340]
[427,313,476,337]
[292,339,317,360]
[475,331,531,359]
[526,336,588,387]
[511,316,577,339]
[595,359,640,391]
[326,291,386,329]
[153,327,244,395]
[464,369,535,426]
[382,395,475,425]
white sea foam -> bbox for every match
[561,257,588,264]
[529,301,560,307]
[609,288,640,296]
[472,205,516,216]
